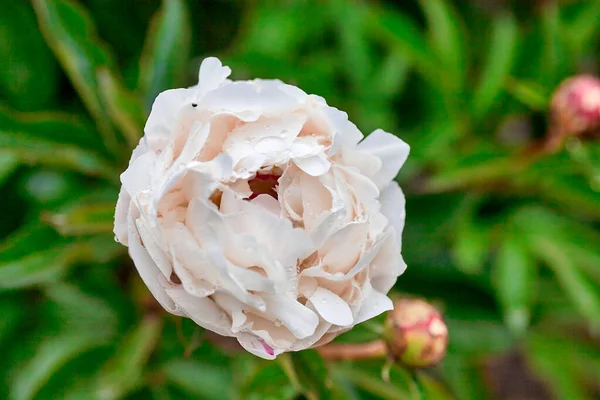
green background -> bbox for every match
[1,0,600,399]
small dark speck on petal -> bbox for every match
[191,103,197,107]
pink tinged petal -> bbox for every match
[379,181,406,248]
[309,287,354,326]
[262,293,319,339]
[236,333,280,360]
[259,338,275,356]
[163,285,231,336]
[127,205,181,315]
[197,57,232,98]
[144,88,194,149]
[358,129,410,189]
[354,284,394,325]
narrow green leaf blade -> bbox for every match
[0,153,19,187]
[0,1,58,110]
[9,333,104,400]
[374,8,437,84]
[419,0,467,90]
[534,238,600,329]
[162,359,234,400]
[97,68,145,148]
[31,0,118,149]
[93,317,163,400]
[0,131,118,179]
[44,200,117,236]
[138,0,191,106]
[493,236,536,334]
[472,13,518,119]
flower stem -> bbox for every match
[317,340,388,360]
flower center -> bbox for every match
[248,173,280,200]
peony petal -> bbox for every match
[197,57,232,98]
[358,129,410,188]
[114,187,130,245]
[321,222,368,274]
[127,205,181,315]
[379,181,406,248]
[144,88,194,149]
[236,333,281,360]
[354,284,394,325]
[262,293,319,339]
[163,285,231,335]
[309,287,354,326]
[294,153,331,176]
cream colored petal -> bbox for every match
[358,129,410,189]
[379,181,406,247]
[309,287,354,327]
[127,205,181,315]
[164,285,230,335]
[262,293,319,340]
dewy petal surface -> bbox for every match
[114,56,410,359]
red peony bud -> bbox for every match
[384,299,448,368]
[550,75,600,140]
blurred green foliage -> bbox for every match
[0,0,600,399]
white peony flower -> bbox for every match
[114,57,409,359]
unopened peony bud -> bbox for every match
[384,299,448,368]
[550,75,600,140]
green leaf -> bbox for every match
[493,236,536,334]
[0,1,58,110]
[44,283,119,336]
[44,200,116,236]
[374,8,437,84]
[333,365,410,400]
[290,350,332,400]
[565,2,600,54]
[161,359,234,400]
[0,130,119,180]
[526,335,589,400]
[419,0,466,91]
[0,153,19,187]
[0,295,25,344]
[0,104,107,154]
[452,199,490,274]
[0,234,123,291]
[138,0,191,107]
[92,317,163,400]
[0,245,71,290]
[31,0,118,151]
[9,333,105,400]
[97,68,145,148]
[472,13,518,119]
[540,2,568,86]
[532,238,600,330]
[241,361,296,400]
[504,78,549,110]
